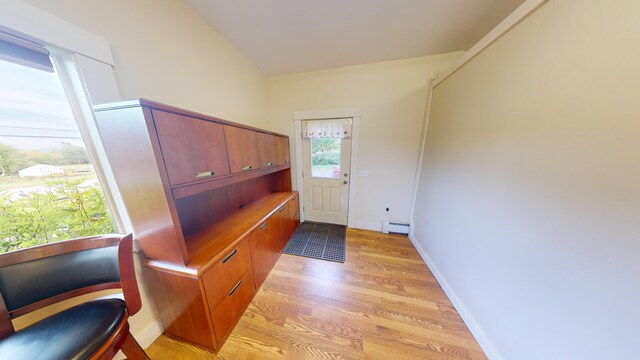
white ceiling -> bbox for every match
[183,0,526,75]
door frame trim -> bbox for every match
[293,108,361,228]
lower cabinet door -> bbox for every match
[288,195,300,237]
[290,210,300,237]
[249,219,276,288]
[275,204,289,251]
[285,200,300,239]
[210,268,256,345]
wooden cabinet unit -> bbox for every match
[94,99,300,351]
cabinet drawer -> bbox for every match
[202,238,252,308]
[289,196,300,237]
[289,195,299,218]
[211,268,256,345]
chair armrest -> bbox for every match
[117,234,142,316]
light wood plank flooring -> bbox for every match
[146,228,487,360]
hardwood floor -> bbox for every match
[146,228,487,360]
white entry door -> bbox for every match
[302,127,351,225]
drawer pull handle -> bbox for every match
[260,222,269,231]
[242,165,252,171]
[266,162,274,167]
[222,249,237,264]
[229,280,243,297]
[195,171,215,179]
[283,160,288,164]
[279,207,285,213]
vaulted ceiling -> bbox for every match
[184,0,526,75]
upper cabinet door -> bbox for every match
[256,132,278,168]
[224,126,260,173]
[276,136,290,167]
[153,110,230,186]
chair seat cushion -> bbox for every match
[0,299,126,360]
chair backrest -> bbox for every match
[0,234,139,338]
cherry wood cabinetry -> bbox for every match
[201,238,253,309]
[256,132,278,168]
[276,135,291,167]
[256,132,291,169]
[288,195,301,236]
[248,219,274,288]
[210,268,256,344]
[224,125,260,173]
[153,110,230,186]
[94,99,300,351]
[274,203,290,251]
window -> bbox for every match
[0,57,115,253]
[310,137,342,178]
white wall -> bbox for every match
[412,0,640,359]
[26,0,270,128]
[269,53,462,230]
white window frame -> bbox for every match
[50,51,130,233]
[0,1,132,234]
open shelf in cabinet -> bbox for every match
[146,168,294,273]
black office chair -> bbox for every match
[0,233,149,359]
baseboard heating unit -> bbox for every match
[382,221,410,234]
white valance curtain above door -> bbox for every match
[303,119,351,139]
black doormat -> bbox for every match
[283,222,346,263]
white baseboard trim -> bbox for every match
[349,219,381,232]
[114,319,164,359]
[136,319,165,349]
[408,234,503,360]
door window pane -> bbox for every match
[311,138,341,178]
[0,58,115,253]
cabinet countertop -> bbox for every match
[144,191,297,276]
